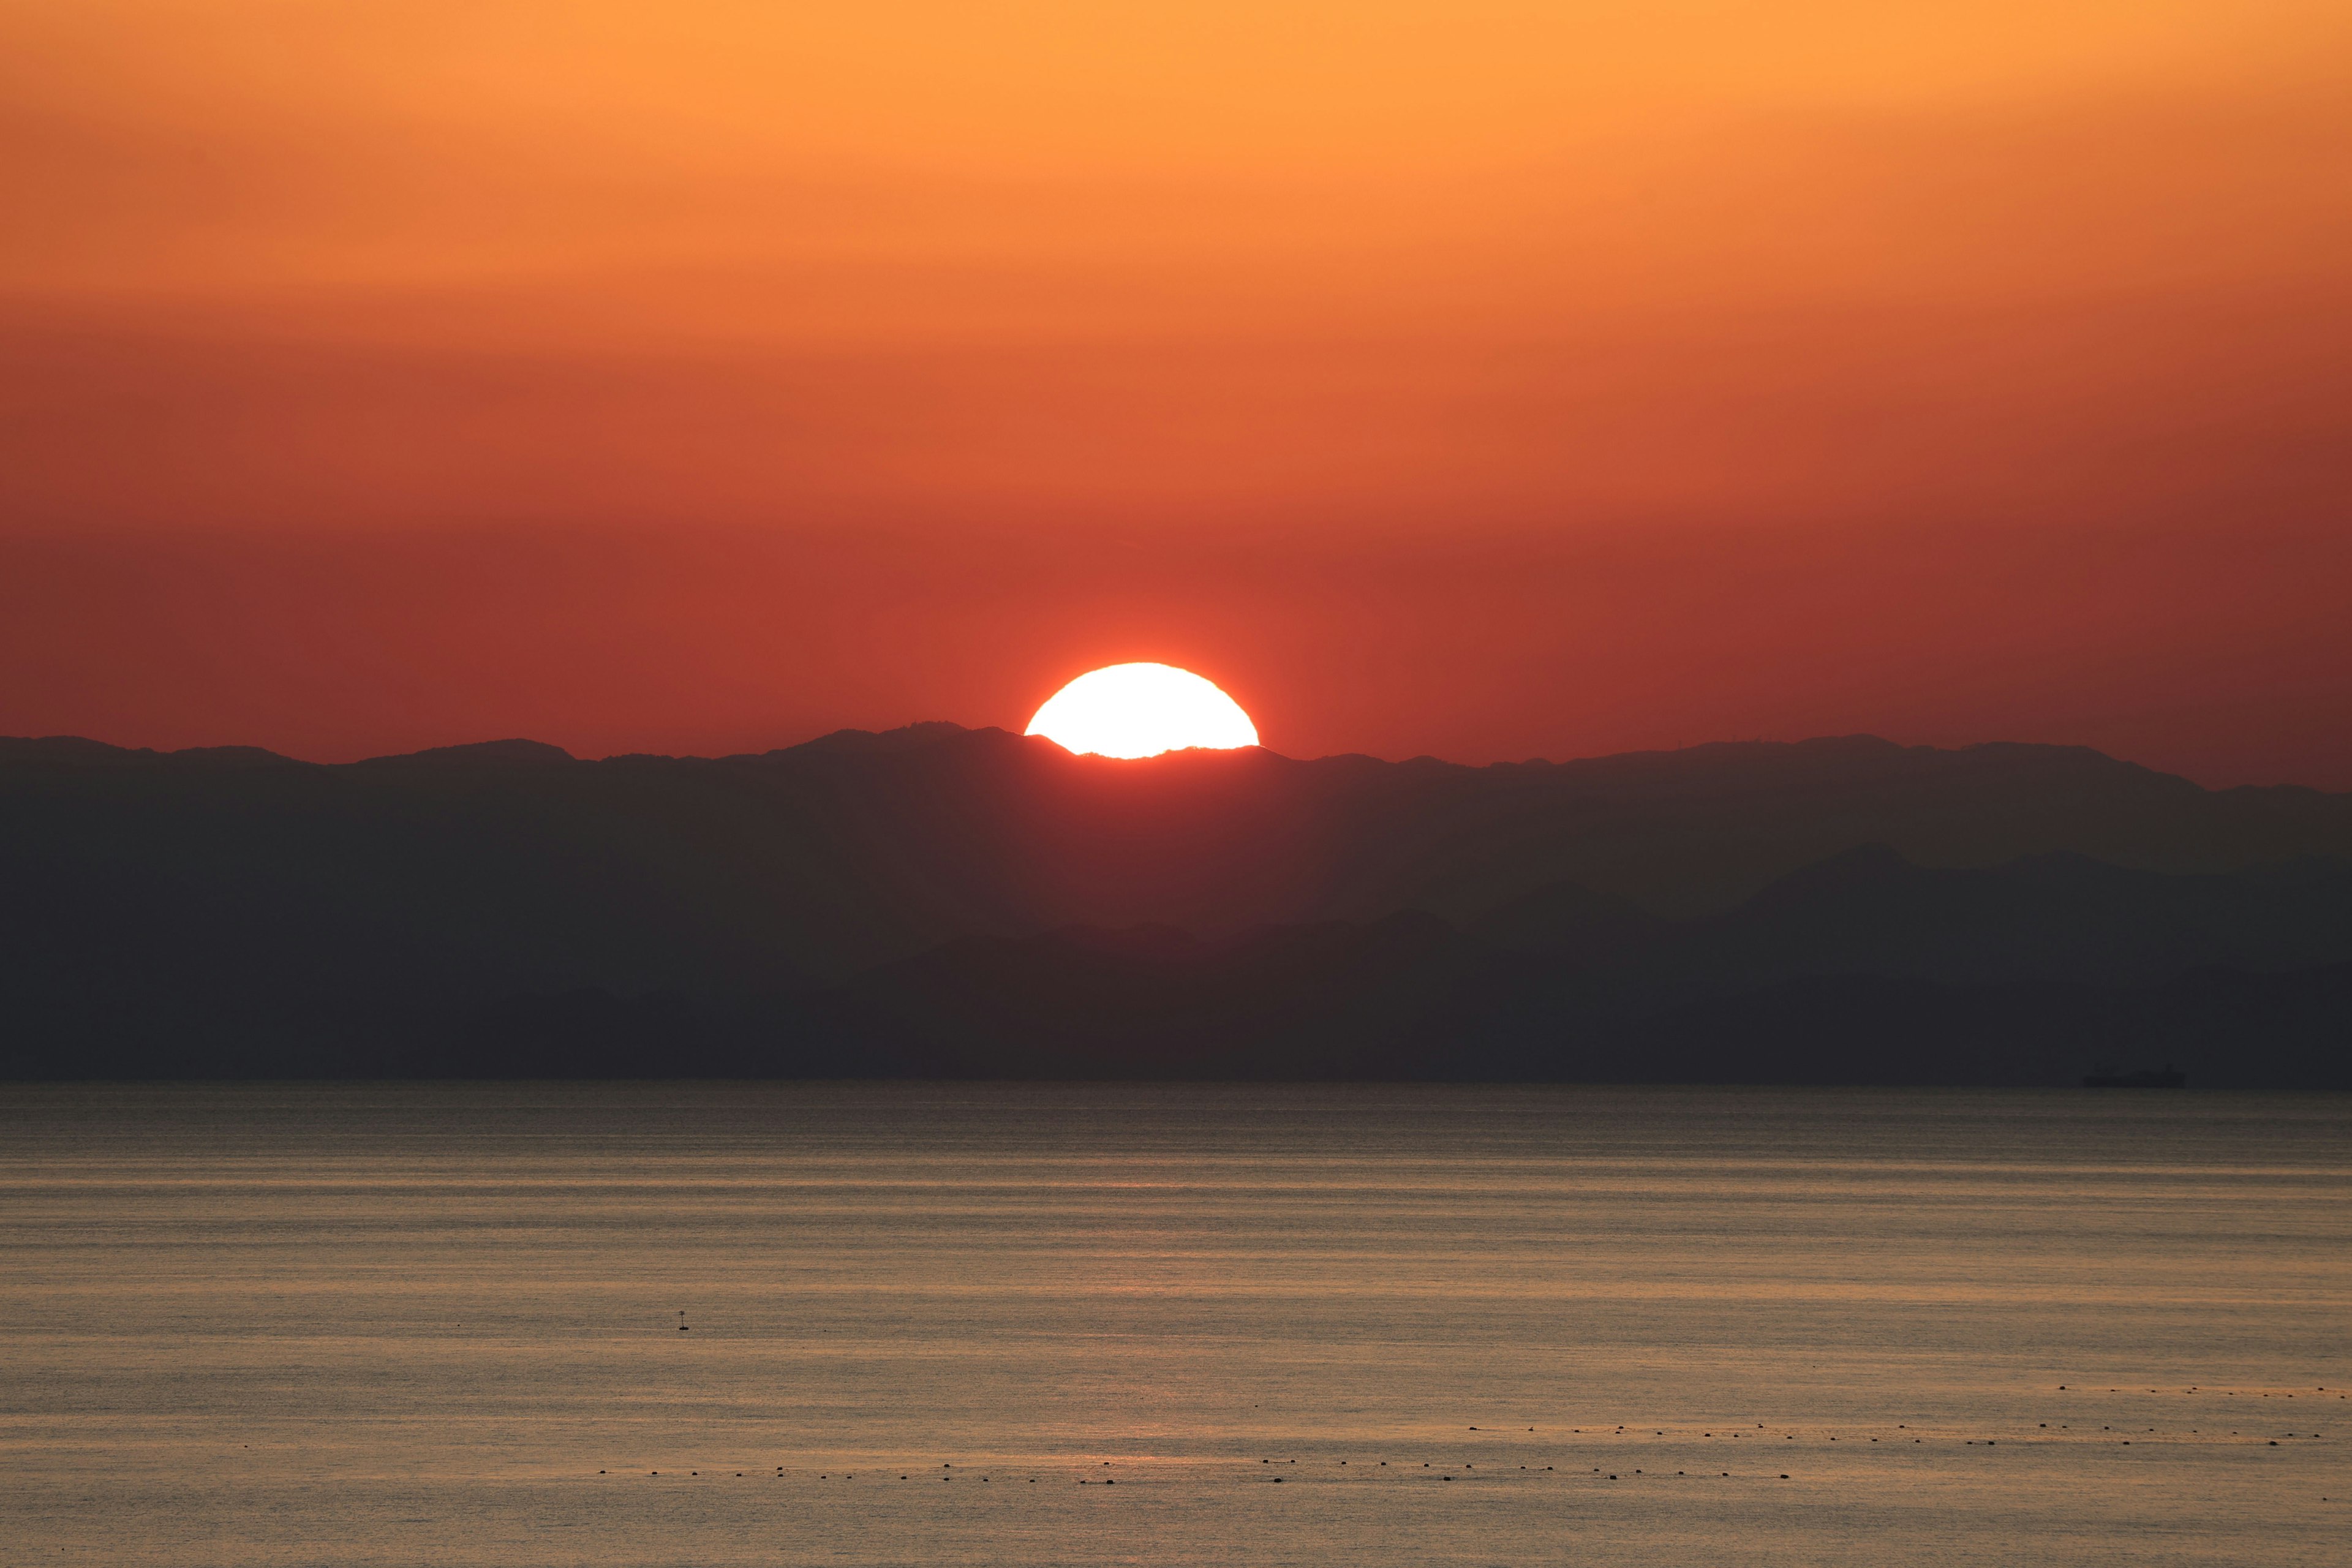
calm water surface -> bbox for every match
[2,1084,2346,1566]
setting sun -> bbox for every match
[1025,663,1259,760]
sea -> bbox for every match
[2,1084,2345,1566]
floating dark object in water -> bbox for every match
[2082,1064,2186,1088]
[677,1311,690,1332]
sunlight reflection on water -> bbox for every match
[2,1083,2346,1566]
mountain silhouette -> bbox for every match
[2,724,2347,1084]
[793,852,2352,1088]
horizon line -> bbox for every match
[4,724,2318,793]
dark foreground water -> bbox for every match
[2,1084,2345,1566]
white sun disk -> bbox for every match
[1026,663,1259,759]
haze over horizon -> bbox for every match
[5,2,2347,785]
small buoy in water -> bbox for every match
[678,1311,690,1333]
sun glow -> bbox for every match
[1025,663,1259,760]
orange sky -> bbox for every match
[3,3,2348,782]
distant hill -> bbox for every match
[2,725,2347,1084]
[793,854,2352,1088]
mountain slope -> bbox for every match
[2,725,2347,1080]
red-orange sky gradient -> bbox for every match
[4,3,2348,783]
